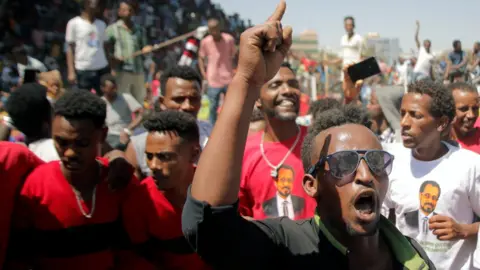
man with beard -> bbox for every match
[181,2,434,269]
[125,65,212,179]
[238,62,316,220]
[383,80,480,269]
[448,82,480,154]
[121,111,210,270]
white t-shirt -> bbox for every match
[383,143,480,270]
[17,57,48,79]
[413,47,435,76]
[65,16,108,71]
[341,33,364,67]
[102,94,142,135]
[28,138,60,162]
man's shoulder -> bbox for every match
[222,33,235,41]
[22,161,60,191]
[201,35,213,45]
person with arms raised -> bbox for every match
[181,2,434,269]
[5,90,137,270]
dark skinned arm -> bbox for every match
[190,3,292,206]
[182,3,293,268]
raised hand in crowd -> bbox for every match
[342,64,363,104]
[189,0,292,206]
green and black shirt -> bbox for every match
[182,188,435,270]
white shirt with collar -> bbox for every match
[276,193,294,220]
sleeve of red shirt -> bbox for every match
[116,183,154,269]
[5,171,40,270]
[121,183,149,244]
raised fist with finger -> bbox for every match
[236,0,293,88]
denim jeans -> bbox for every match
[207,85,228,124]
[76,67,109,96]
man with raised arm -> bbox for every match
[181,2,435,269]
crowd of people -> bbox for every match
[1,0,480,269]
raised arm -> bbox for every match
[182,1,293,267]
[190,1,292,206]
[414,20,421,49]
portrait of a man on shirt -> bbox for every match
[262,164,305,219]
[404,180,441,233]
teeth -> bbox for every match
[280,100,294,106]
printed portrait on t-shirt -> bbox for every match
[404,180,441,233]
[262,164,305,219]
[87,31,99,48]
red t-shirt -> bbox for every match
[239,126,317,220]
[457,128,480,154]
[8,159,136,270]
[0,142,44,268]
[121,177,211,270]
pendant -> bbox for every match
[270,169,278,178]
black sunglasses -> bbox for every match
[306,150,394,186]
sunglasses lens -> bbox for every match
[329,151,360,178]
[365,151,394,176]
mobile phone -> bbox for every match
[347,57,381,82]
[23,69,39,83]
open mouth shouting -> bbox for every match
[353,189,378,223]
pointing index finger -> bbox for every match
[267,0,286,22]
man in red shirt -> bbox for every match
[0,142,44,268]
[239,62,316,220]
[448,82,480,153]
[6,90,136,270]
[122,110,210,269]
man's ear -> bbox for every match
[303,174,319,199]
[156,95,167,111]
[190,143,201,163]
[437,115,450,133]
[255,99,262,110]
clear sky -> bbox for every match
[212,0,478,53]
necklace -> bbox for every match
[260,125,301,178]
[73,186,97,219]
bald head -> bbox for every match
[208,18,222,40]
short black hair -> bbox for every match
[143,110,199,144]
[160,65,202,96]
[407,80,455,123]
[344,16,355,26]
[54,90,106,128]
[447,82,477,94]
[6,83,51,137]
[100,74,116,87]
[280,62,295,74]
[419,180,441,198]
[308,98,341,119]
[301,104,372,171]
[453,40,461,48]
